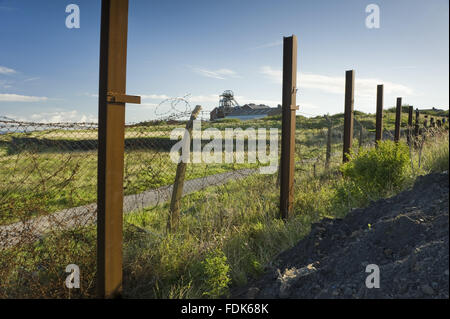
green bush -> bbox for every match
[339,140,410,200]
[200,248,231,298]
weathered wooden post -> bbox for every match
[280,35,298,220]
[358,122,363,148]
[430,117,435,128]
[324,115,332,169]
[414,108,420,138]
[97,0,141,299]
[343,70,354,162]
[167,105,202,232]
[394,98,402,143]
[407,106,413,145]
[375,84,383,144]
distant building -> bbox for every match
[224,103,281,120]
[210,90,281,121]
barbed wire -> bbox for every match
[153,94,193,119]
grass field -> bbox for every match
[0,109,448,298]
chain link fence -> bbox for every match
[0,104,447,298]
[0,98,281,297]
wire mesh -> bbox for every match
[0,106,447,298]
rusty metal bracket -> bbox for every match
[107,92,141,104]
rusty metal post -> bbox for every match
[168,105,202,232]
[375,84,383,144]
[407,106,413,145]
[97,0,140,299]
[394,97,402,143]
[343,70,354,162]
[280,35,298,220]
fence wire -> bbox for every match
[0,104,279,297]
[0,107,447,298]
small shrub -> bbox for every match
[335,141,410,211]
[200,248,231,298]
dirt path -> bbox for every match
[233,172,449,299]
[0,168,256,248]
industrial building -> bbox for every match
[210,90,281,121]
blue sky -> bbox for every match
[0,0,448,123]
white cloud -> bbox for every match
[127,102,159,110]
[190,67,240,80]
[298,102,319,110]
[355,77,413,97]
[140,94,171,100]
[260,66,414,98]
[23,77,40,82]
[0,79,11,89]
[249,40,282,50]
[260,66,283,83]
[188,94,219,103]
[235,96,280,107]
[0,93,48,102]
[0,66,16,75]
[27,110,97,123]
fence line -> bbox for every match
[1,23,449,297]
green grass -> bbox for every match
[419,129,449,173]
[0,111,448,298]
[0,128,262,224]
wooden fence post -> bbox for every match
[325,115,332,169]
[375,84,383,144]
[359,122,364,148]
[280,35,298,220]
[97,0,141,299]
[343,70,354,162]
[394,97,402,143]
[407,106,413,145]
[167,105,202,232]
[414,108,420,138]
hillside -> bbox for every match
[233,172,449,299]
